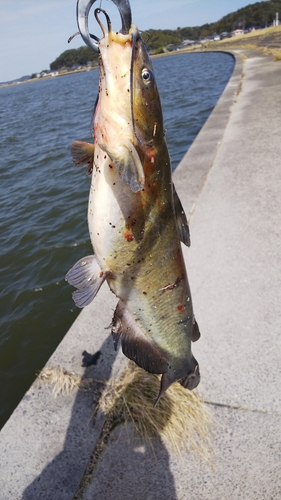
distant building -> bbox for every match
[273,12,279,26]
[165,44,179,52]
[220,32,232,38]
[181,39,195,46]
[36,70,58,78]
[232,29,244,36]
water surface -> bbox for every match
[0,52,234,428]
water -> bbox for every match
[0,52,234,429]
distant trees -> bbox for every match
[207,0,281,33]
[49,0,281,70]
[50,47,99,71]
[144,29,181,51]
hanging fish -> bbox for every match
[66,0,200,403]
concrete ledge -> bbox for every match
[173,51,243,218]
[1,49,281,500]
[81,409,281,500]
[0,291,125,500]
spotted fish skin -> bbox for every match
[66,18,200,401]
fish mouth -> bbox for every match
[76,0,148,148]
[76,0,132,51]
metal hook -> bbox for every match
[76,0,132,52]
[68,30,99,45]
[94,8,112,37]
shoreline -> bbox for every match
[1,24,280,89]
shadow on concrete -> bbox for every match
[81,426,178,500]
[22,333,177,500]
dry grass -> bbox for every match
[73,362,213,498]
[265,48,281,61]
[37,366,94,397]
[209,25,281,61]
[38,362,213,462]
[97,361,213,461]
[214,24,281,45]
[153,26,281,62]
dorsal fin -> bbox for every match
[111,300,168,375]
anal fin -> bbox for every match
[112,301,168,375]
[66,255,109,308]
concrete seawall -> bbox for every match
[1,49,280,500]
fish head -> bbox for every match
[130,33,165,146]
[95,11,164,150]
[94,11,135,142]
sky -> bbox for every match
[0,0,260,82]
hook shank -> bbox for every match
[76,0,132,52]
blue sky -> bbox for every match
[1,0,260,82]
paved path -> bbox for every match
[0,49,280,500]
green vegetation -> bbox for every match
[50,46,99,71]
[49,1,281,70]
[211,0,281,33]
[176,0,281,43]
[143,29,182,51]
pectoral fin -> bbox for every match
[66,255,109,308]
[70,140,95,175]
[111,300,168,374]
[99,142,145,193]
[173,185,190,247]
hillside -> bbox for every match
[48,0,280,70]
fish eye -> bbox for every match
[141,68,154,86]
